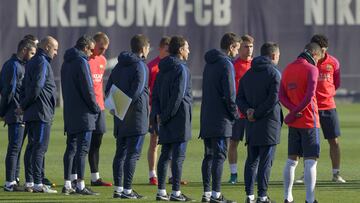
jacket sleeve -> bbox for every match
[78,59,100,114]
[221,62,239,120]
[253,71,281,119]
[104,69,114,97]
[128,62,147,101]
[161,66,187,124]
[236,78,250,116]
[334,61,340,90]
[20,61,47,110]
[150,72,161,121]
[0,62,17,116]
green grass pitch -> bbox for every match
[0,103,359,202]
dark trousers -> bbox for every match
[201,137,228,192]
[24,121,51,184]
[5,123,25,182]
[113,135,145,189]
[157,141,188,191]
[88,133,103,173]
[63,131,92,180]
[244,145,276,197]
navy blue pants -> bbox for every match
[5,123,25,182]
[63,131,92,180]
[113,135,145,189]
[244,145,276,197]
[201,137,228,192]
[157,141,188,191]
[24,121,51,184]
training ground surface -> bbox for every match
[0,103,359,202]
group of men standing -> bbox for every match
[0,31,345,203]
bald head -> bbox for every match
[38,36,58,59]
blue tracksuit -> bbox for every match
[105,51,148,189]
[236,55,282,197]
[151,55,192,191]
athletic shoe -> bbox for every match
[156,193,170,201]
[33,185,58,193]
[284,200,294,203]
[295,175,304,184]
[170,193,193,201]
[113,191,123,198]
[305,201,318,203]
[90,178,113,186]
[168,177,188,185]
[150,177,159,185]
[332,172,346,183]
[15,178,20,185]
[245,197,256,203]
[43,177,56,187]
[256,197,274,203]
[3,184,24,192]
[121,190,144,199]
[210,194,236,203]
[228,173,238,184]
[71,180,77,189]
[62,187,76,195]
[201,195,211,203]
[24,185,33,193]
[76,187,99,195]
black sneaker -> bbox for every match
[156,193,170,201]
[76,187,99,195]
[3,184,24,192]
[201,195,211,203]
[170,193,193,202]
[256,197,274,203]
[71,180,77,189]
[284,200,294,203]
[305,201,318,203]
[62,187,76,195]
[210,194,236,203]
[121,190,144,199]
[246,197,256,203]
[43,177,56,187]
[113,191,123,198]
[15,178,20,185]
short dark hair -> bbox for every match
[220,32,242,50]
[131,34,150,53]
[304,42,322,56]
[260,42,279,57]
[23,34,38,43]
[17,39,37,53]
[93,32,109,44]
[311,34,328,48]
[168,36,187,55]
[241,34,254,43]
[75,35,95,50]
[159,36,171,48]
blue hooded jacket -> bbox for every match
[61,47,100,134]
[105,51,149,137]
[151,55,192,144]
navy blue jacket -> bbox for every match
[199,49,239,139]
[236,56,282,146]
[61,48,100,135]
[20,49,56,123]
[0,54,25,124]
[151,55,192,144]
[105,51,149,137]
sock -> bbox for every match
[76,180,85,190]
[172,190,181,197]
[70,174,78,181]
[25,182,34,187]
[124,188,132,194]
[332,169,340,175]
[158,189,167,196]
[212,191,221,199]
[168,167,172,178]
[247,195,255,201]
[304,159,317,203]
[64,180,72,189]
[204,191,211,197]
[91,172,100,182]
[149,170,157,178]
[259,196,268,201]
[284,159,298,202]
[230,164,237,174]
[114,186,123,193]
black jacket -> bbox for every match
[236,56,282,146]
[20,49,56,123]
[151,55,192,144]
[105,51,149,137]
[0,54,25,124]
[199,49,239,139]
[61,47,100,134]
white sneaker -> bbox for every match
[332,172,346,183]
[33,185,58,193]
[295,175,304,184]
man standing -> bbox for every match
[200,32,240,203]
[19,36,58,193]
[61,35,100,195]
[152,36,193,201]
[106,34,150,199]
[280,43,322,203]
[228,34,254,184]
[1,39,36,192]
[237,42,282,203]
